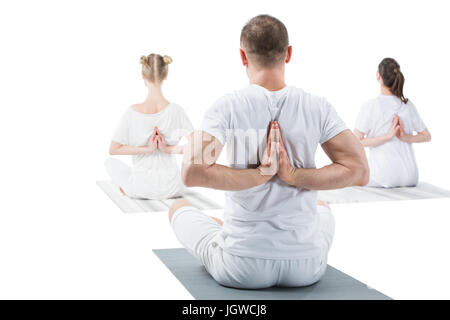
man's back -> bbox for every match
[170,14,367,289]
[201,84,347,260]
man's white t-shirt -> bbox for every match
[201,84,347,260]
[355,95,426,188]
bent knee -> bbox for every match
[278,268,326,288]
[168,199,193,222]
[213,273,274,290]
[104,157,116,172]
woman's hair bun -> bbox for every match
[163,55,173,65]
[140,55,148,65]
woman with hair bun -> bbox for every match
[105,54,194,199]
[354,58,431,188]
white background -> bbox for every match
[0,0,449,299]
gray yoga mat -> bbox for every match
[153,248,391,300]
[318,182,450,204]
[97,180,222,213]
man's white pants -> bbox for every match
[171,205,335,289]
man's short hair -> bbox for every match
[240,15,289,68]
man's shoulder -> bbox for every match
[234,85,323,102]
[208,86,257,111]
[207,92,235,112]
[292,87,326,103]
[210,85,329,111]
[286,87,331,112]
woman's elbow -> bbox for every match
[109,142,121,155]
[419,129,431,142]
[109,146,118,155]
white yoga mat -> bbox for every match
[318,182,450,204]
[97,180,223,213]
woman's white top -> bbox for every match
[355,95,426,188]
[112,103,194,199]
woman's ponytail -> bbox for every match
[378,58,408,104]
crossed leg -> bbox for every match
[169,199,328,228]
[168,199,223,225]
[168,197,333,289]
[105,157,132,196]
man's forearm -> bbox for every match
[182,163,271,191]
[286,163,367,190]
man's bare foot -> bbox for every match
[168,199,193,222]
[119,187,126,196]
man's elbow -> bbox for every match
[354,162,370,186]
[181,164,204,187]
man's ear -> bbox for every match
[285,46,292,64]
[240,48,248,66]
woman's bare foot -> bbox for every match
[317,199,329,208]
[119,187,126,196]
[211,216,223,226]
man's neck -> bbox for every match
[248,66,286,91]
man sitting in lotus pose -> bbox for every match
[168,14,369,289]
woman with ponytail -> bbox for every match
[354,58,431,188]
[105,54,194,199]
